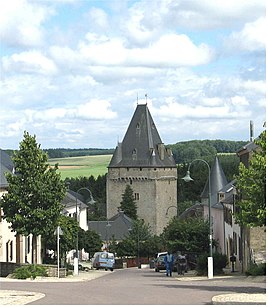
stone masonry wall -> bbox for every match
[107,167,177,235]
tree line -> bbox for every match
[4,139,246,160]
[169,139,246,164]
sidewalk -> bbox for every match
[0,270,111,305]
[175,271,266,305]
[0,269,266,305]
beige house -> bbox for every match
[107,104,177,235]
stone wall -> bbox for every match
[107,166,177,235]
[250,226,266,264]
[0,262,20,277]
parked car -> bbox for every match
[154,255,166,272]
[92,252,115,271]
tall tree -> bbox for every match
[1,131,66,263]
[118,184,138,219]
[161,217,210,254]
[234,130,266,227]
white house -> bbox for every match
[62,190,90,261]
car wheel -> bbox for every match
[110,268,113,271]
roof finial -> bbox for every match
[145,93,147,104]
[137,93,139,105]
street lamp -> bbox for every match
[106,220,112,251]
[165,205,178,218]
[74,187,96,276]
[54,226,63,278]
[182,159,213,279]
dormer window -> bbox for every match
[218,192,225,202]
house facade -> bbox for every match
[106,104,177,235]
[62,190,90,261]
[180,156,243,271]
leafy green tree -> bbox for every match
[118,184,137,220]
[161,217,210,254]
[1,131,66,263]
[44,215,78,263]
[235,130,266,227]
[81,229,102,259]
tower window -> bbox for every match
[134,193,140,200]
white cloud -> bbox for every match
[2,51,58,75]
[150,96,251,120]
[0,0,53,47]
[78,33,213,67]
[24,99,117,122]
[225,17,266,52]
[86,7,109,31]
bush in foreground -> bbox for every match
[196,253,228,275]
[246,263,266,276]
[12,265,48,279]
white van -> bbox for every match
[92,252,115,271]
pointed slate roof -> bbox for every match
[0,149,14,188]
[109,104,176,168]
[88,211,133,241]
[201,156,228,206]
[62,190,88,210]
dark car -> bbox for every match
[154,255,166,272]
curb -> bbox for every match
[0,290,45,305]
[211,293,266,305]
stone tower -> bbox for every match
[106,104,177,235]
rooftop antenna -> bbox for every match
[145,93,148,104]
[137,93,139,105]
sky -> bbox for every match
[0,0,266,150]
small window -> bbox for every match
[130,179,133,185]
[10,241,13,261]
[140,167,142,171]
[134,193,140,200]
[27,236,31,254]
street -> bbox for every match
[0,268,266,305]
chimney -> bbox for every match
[250,120,254,142]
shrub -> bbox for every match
[196,253,228,275]
[246,263,266,276]
[12,265,48,280]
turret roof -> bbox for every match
[108,104,176,168]
[201,156,228,206]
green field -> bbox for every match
[48,155,112,179]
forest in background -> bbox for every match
[4,139,247,163]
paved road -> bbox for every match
[0,268,266,305]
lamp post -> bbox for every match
[74,187,96,276]
[182,159,213,279]
[54,226,63,278]
[106,220,111,251]
[165,205,178,218]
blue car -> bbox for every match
[92,252,115,271]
